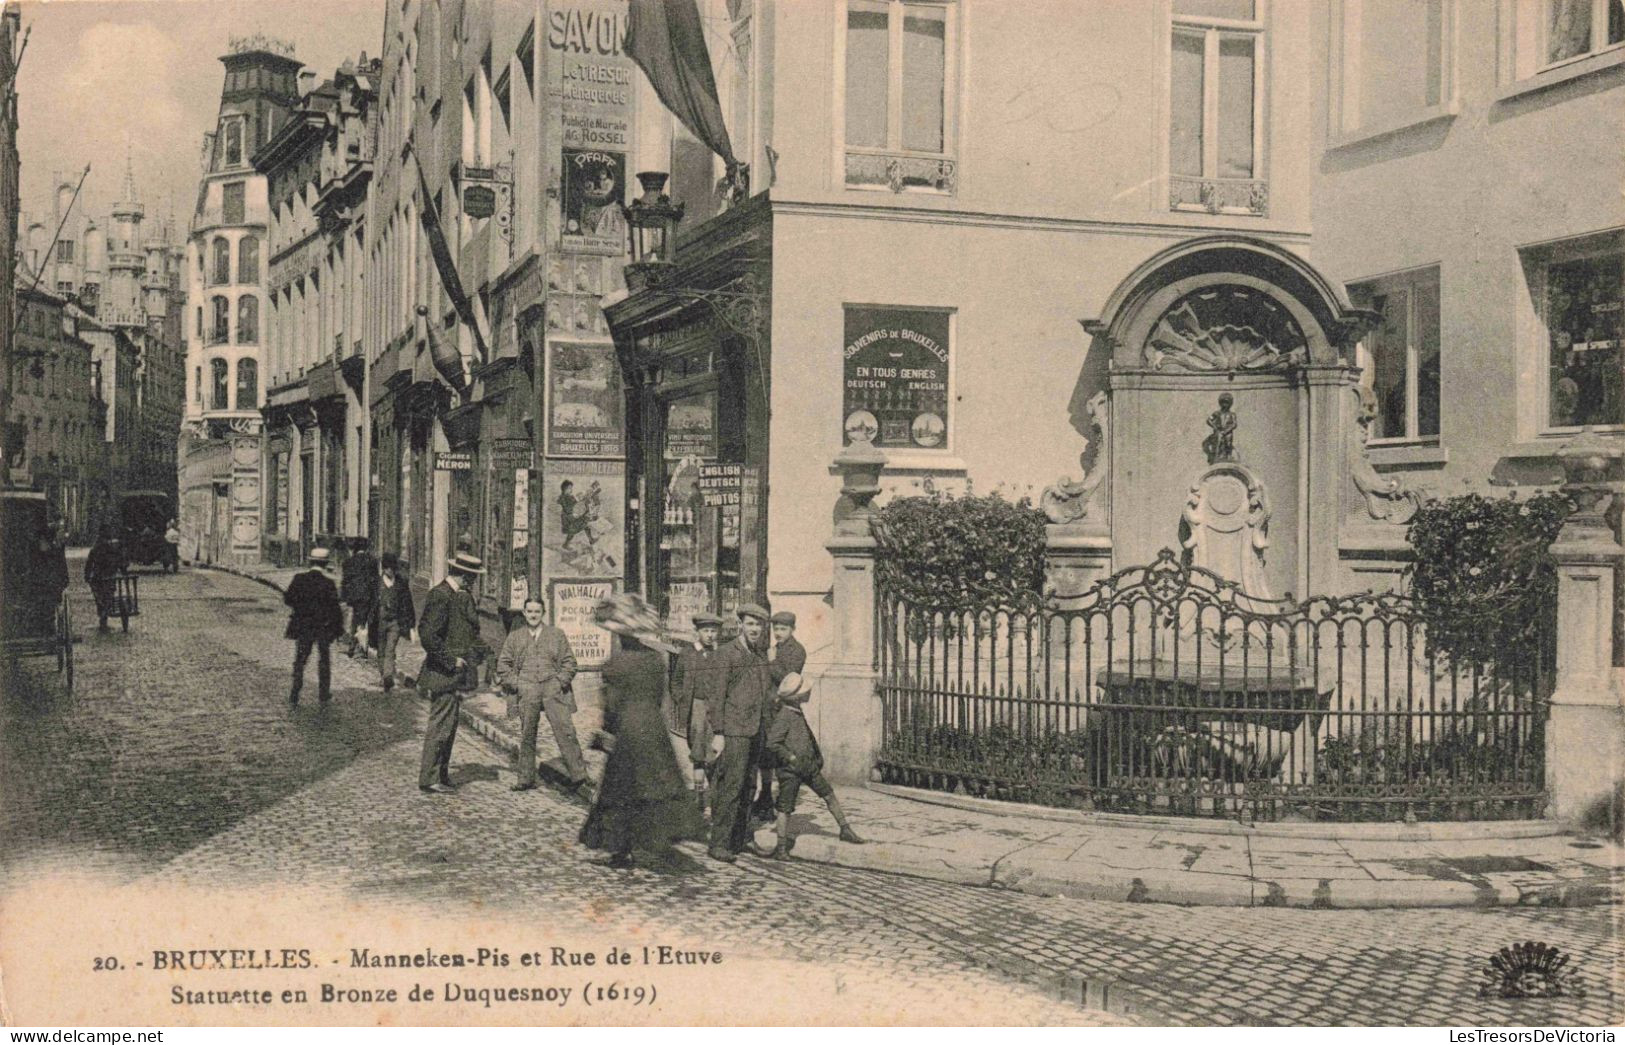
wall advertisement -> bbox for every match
[550,577,616,669]
[541,458,624,579]
[546,339,624,457]
[842,307,952,450]
[548,0,633,256]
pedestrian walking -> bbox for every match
[765,672,864,859]
[416,551,488,794]
[752,609,807,821]
[706,603,774,863]
[372,553,416,692]
[163,520,182,573]
[340,537,379,658]
[84,533,126,632]
[577,593,701,869]
[284,547,344,705]
[494,596,586,792]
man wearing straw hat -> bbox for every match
[417,551,489,794]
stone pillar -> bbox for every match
[1547,428,1624,823]
[817,437,886,785]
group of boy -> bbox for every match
[669,603,863,863]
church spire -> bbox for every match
[120,139,138,203]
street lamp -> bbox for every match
[621,171,684,294]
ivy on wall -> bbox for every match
[871,491,1049,613]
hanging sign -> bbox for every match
[434,452,474,471]
[697,463,742,507]
[464,184,497,218]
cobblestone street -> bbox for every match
[3,568,1619,1026]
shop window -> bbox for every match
[239,235,260,283]
[235,357,258,409]
[842,0,957,193]
[1523,235,1624,431]
[1330,0,1448,141]
[237,295,259,344]
[211,295,230,345]
[222,181,246,225]
[1169,0,1266,215]
[211,237,230,286]
[210,358,229,411]
[1349,268,1441,442]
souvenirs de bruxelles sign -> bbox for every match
[842,306,952,449]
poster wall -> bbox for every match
[842,306,953,449]
[541,458,625,579]
[550,578,616,669]
[548,0,633,257]
[546,339,624,457]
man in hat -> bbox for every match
[706,603,774,862]
[84,532,127,632]
[340,536,379,658]
[284,547,345,705]
[494,595,584,792]
[669,611,724,795]
[754,610,808,820]
[417,551,489,793]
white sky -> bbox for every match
[14,0,383,234]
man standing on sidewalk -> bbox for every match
[707,603,773,862]
[284,547,344,706]
[494,596,585,792]
[417,552,487,794]
[373,553,415,692]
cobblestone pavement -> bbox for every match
[7,570,1621,1026]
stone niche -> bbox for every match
[1053,237,1386,600]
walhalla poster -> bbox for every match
[1,0,1620,1036]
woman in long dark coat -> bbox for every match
[579,594,703,868]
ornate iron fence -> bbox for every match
[876,550,1553,822]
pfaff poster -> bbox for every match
[550,578,616,668]
[560,147,626,255]
[541,458,624,578]
[842,307,953,449]
[547,339,624,457]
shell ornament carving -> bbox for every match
[1143,286,1308,373]
[1348,385,1422,524]
[1041,391,1108,524]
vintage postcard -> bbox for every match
[1,0,1621,1030]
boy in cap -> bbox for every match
[765,672,863,859]
[756,610,807,820]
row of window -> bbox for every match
[204,233,259,286]
[840,0,1625,200]
[195,357,259,413]
[196,295,259,346]
[1350,239,1623,442]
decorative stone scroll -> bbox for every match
[1143,285,1308,373]
[1041,391,1108,524]
[1347,385,1422,525]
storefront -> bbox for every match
[603,196,771,624]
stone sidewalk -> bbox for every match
[204,560,1625,911]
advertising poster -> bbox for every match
[550,577,616,668]
[666,580,712,631]
[664,391,717,459]
[842,307,953,449]
[547,339,624,457]
[561,148,626,255]
[541,458,624,578]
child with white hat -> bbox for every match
[763,671,864,859]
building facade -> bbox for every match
[180,36,302,565]
[8,286,104,539]
[257,55,379,566]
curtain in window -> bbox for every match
[211,296,230,344]
[237,295,259,344]
[236,358,258,411]
[901,6,946,153]
[1169,32,1205,178]
[846,2,890,148]
[210,359,229,410]
[1547,0,1592,64]
[212,238,230,286]
[1217,35,1255,178]
[239,236,259,283]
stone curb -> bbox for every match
[867,783,1571,841]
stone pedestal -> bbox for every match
[815,437,886,785]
